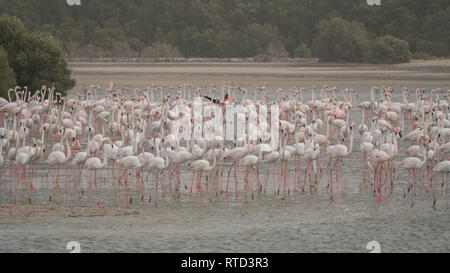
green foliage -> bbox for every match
[294,43,312,58]
[266,41,289,58]
[238,23,282,58]
[312,17,370,62]
[418,6,450,57]
[0,14,74,96]
[141,42,181,58]
[0,0,448,60]
[411,51,433,60]
[416,40,448,58]
[368,35,411,64]
[0,46,15,98]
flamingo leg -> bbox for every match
[196,172,201,207]
[225,161,235,197]
[255,166,261,193]
[335,159,339,204]
[264,165,269,193]
[88,170,92,207]
[303,161,310,192]
[155,171,159,207]
[234,162,239,199]
[378,164,383,200]
[329,160,333,200]
[55,166,60,202]
[408,170,412,207]
[317,157,323,177]
[78,166,83,198]
[14,165,21,200]
[46,168,52,201]
[283,162,287,199]
[272,164,276,195]
[330,159,339,201]
[446,173,448,208]
[95,169,102,206]
[243,167,250,199]
[298,157,302,190]
[189,171,195,194]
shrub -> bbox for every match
[239,24,282,57]
[112,41,138,58]
[312,17,370,62]
[368,35,411,64]
[416,40,448,58]
[294,43,312,58]
[266,41,289,58]
[0,14,74,96]
[0,46,15,99]
[411,51,433,60]
[141,42,182,58]
[253,54,272,62]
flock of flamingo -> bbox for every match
[0,83,449,208]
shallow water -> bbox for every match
[0,143,449,253]
[1,64,449,252]
[0,192,449,252]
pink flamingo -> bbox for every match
[46,135,72,201]
[188,150,217,204]
[326,125,354,203]
[398,144,426,207]
[239,145,263,199]
[84,156,108,206]
[429,160,450,208]
[222,143,249,198]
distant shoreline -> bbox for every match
[67,57,319,64]
[67,58,450,69]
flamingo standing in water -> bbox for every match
[117,155,144,204]
[302,136,320,193]
[263,150,279,193]
[46,135,72,201]
[429,160,450,208]
[15,139,38,202]
[222,143,249,198]
[84,156,108,206]
[327,124,354,203]
[0,82,448,208]
[398,144,426,207]
[188,149,217,204]
[239,144,264,199]
[278,130,291,199]
[148,146,169,207]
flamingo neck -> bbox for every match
[347,130,354,155]
[65,137,72,161]
[211,150,217,169]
